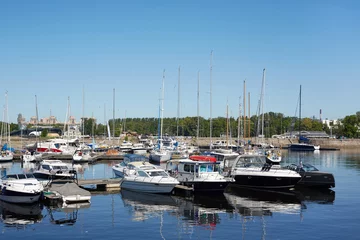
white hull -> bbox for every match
[121,179,176,194]
[63,195,91,203]
[0,194,41,204]
[133,149,147,155]
[0,155,13,162]
[150,151,171,163]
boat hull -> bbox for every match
[0,189,42,204]
[121,179,176,194]
[288,144,320,151]
[181,181,231,193]
[233,174,301,189]
[297,172,335,188]
[33,172,75,180]
[150,152,171,163]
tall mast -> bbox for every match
[124,110,127,133]
[261,68,266,137]
[226,99,229,148]
[82,86,85,144]
[248,92,251,138]
[104,103,106,139]
[197,71,200,141]
[243,80,246,138]
[35,95,39,143]
[299,85,302,137]
[237,96,241,146]
[112,88,115,140]
[177,66,181,137]
[160,70,165,140]
[210,50,213,149]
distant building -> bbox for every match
[322,119,341,129]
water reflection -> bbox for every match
[224,184,335,217]
[0,200,43,228]
[46,202,91,226]
[224,185,303,216]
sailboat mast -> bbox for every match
[160,70,165,140]
[112,88,115,141]
[237,96,241,145]
[197,71,200,140]
[299,85,302,137]
[82,86,85,144]
[35,95,39,143]
[177,66,180,137]
[226,100,229,148]
[5,91,10,144]
[261,68,265,137]
[248,92,251,138]
[210,50,213,149]
[243,80,246,138]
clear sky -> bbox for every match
[0,0,359,124]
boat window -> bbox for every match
[137,171,149,177]
[184,164,195,173]
[148,171,168,177]
[61,166,69,170]
[200,165,207,172]
[235,156,264,168]
[42,165,51,171]
[302,164,318,172]
[17,174,26,179]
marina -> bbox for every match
[0,149,359,239]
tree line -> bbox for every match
[4,111,358,138]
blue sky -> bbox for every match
[0,0,359,123]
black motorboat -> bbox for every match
[284,163,335,188]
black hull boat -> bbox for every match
[181,181,231,193]
[284,163,335,188]
[230,154,302,189]
[233,174,301,189]
[288,143,320,151]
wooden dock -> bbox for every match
[77,178,122,191]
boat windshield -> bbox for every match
[147,170,168,177]
[302,164,319,172]
[235,156,266,168]
[53,166,69,170]
[199,164,219,172]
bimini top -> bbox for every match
[189,155,216,162]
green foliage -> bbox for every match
[41,128,48,138]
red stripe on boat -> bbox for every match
[189,155,216,162]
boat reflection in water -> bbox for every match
[47,202,91,226]
[121,189,233,236]
[0,200,43,228]
[224,184,335,216]
[120,190,178,221]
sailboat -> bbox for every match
[288,85,320,151]
[149,70,172,163]
[0,92,14,162]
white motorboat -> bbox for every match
[131,143,147,155]
[33,160,77,180]
[230,153,301,189]
[165,156,234,193]
[72,148,95,163]
[120,161,179,194]
[149,149,172,163]
[112,154,149,178]
[0,173,44,204]
[265,149,282,164]
[119,140,133,153]
[0,150,13,162]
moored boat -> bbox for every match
[120,161,179,194]
[0,173,44,204]
[230,153,301,189]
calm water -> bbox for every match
[1,150,360,239]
